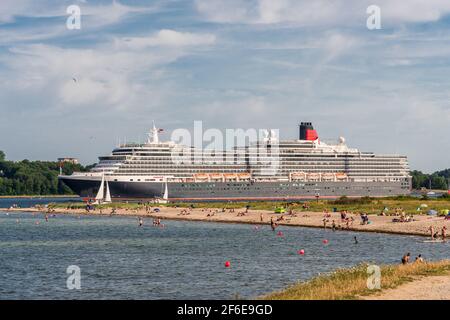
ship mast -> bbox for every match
[147,121,160,144]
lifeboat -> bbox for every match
[237,173,251,180]
[307,173,320,181]
[322,173,335,181]
[336,173,348,180]
[223,173,238,181]
[291,172,307,181]
[193,173,209,181]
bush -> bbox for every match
[331,196,373,205]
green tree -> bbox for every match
[0,159,93,196]
[0,150,5,161]
[430,174,447,190]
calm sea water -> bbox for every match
[0,199,449,299]
[0,197,80,209]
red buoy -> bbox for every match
[323,239,329,244]
[298,249,305,255]
[277,231,283,237]
[225,261,231,268]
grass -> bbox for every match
[263,260,450,300]
[48,196,450,216]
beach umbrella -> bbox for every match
[427,210,437,215]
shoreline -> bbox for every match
[3,206,449,238]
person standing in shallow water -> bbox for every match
[354,236,358,244]
[429,225,435,240]
[270,217,277,231]
[138,217,143,227]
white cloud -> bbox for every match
[196,0,450,25]
[0,0,154,24]
[0,29,217,111]
[120,29,216,49]
[0,0,158,45]
[194,0,256,23]
[0,0,41,23]
[380,0,450,23]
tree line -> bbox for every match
[0,150,92,195]
[411,169,449,190]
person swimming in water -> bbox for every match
[401,252,410,264]
[138,217,143,227]
[354,236,358,244]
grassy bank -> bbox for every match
[48,196,450,215]
[264,260,450,300]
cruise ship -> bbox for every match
[59,122,411,201]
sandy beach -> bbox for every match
[3,205,449,238]
[365,274,450,300]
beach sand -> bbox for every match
[364,274,450,300]
[4,206,449,237]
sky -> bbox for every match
[0,0,449,173]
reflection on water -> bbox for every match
[0,210,449,300]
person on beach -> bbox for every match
[260,213,264,222]
[401,252,410,265]
[415,254,424,263]
[346,219,351,230]
[322,218,327,229]
[331,220,336,232]
[442,226,447,241]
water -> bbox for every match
[0,204,449,299]
[0,197,80,209]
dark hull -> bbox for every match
[60,177,411,201]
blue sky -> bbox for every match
[0,0,449,172]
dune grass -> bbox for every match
[263,260,450,300]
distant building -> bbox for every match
[58,157,79,165]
